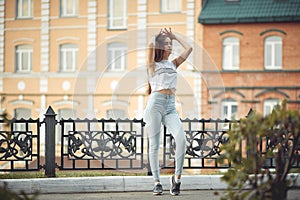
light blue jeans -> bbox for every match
[144,92,186,182]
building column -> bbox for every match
[186,0,195,70]
[0,0,5,72]
[41,0,50,72]
[87,0,97,72]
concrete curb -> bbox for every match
[0,175,225,194]
[0,174,299,194]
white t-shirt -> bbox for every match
[149,60,177,93]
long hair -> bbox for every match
[147,34,170,95]
[154,34,169,62]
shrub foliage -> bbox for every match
[220,101,300,200]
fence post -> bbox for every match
[44,106,57,177]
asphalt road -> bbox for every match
[34,189,300,200]
[35,190,224,200]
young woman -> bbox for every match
[144,28,193,196]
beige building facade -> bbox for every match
[0,0,203,123]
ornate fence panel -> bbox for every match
[0,118,42,171]
[58,118,145,170]
[163,118,236,169]
[163,119,300,169]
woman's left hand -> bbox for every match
[162,28,176,40]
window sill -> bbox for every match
[16,17,33,20]
[59,15,79,18]
[15,71,32,73]
[160,11,182,14]
[107,27,128,31]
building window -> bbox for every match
[60,44,78,72]
[15,45,32,72]
[14,108,31,131]
[17,0,33,19]
[263,98,280,117]
[222,37,239,70]
[60,0,78,17]
[14,108,31,119]
[57,108,76,144]
[106,109,125,130]
[161,0,182,13]
[108,0,127,30]
[264,36,282,70]
[107,42,127,71]
[221,99,238,119]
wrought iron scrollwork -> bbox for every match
[68,131,136,160]
[0,131,32,160]
[168,131,229,159]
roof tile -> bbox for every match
[198,0,300,24]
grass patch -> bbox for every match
[0,172,47,179]
[0,170,147,179]
[56,170,146,177]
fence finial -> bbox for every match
[45,106,56,116]
[44,106,56,177]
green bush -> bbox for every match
[220,100,300,200]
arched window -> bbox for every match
[106,109,126,130]
[15,44,32,72]
[263,98,280,117]
[221,98,238,119]
[264,36,282,70]
[14,108,31,131]
[57,108,76,144]
[107,42,127,71]
[222,37,239,70]
[60,44,78,72]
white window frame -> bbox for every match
[60,0,78,17]
[161,0,182,13]
[107,43,127,71]
[222,37,240,70]
[17,0,33,19]
[16,45,32,72]
[108,0,127,30]
[263,99,280,117]
[221,99,238,120]
[14,108,31,131]
[106,109,125,131]
[57,108,76,144]
[264,36,282,70]
[60,44,78,72]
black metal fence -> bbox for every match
[0,118,41,171]
[0,106,299,177]
[60,118,145,171]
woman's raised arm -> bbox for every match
[163,28,193,68]
[147,36,156,76]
